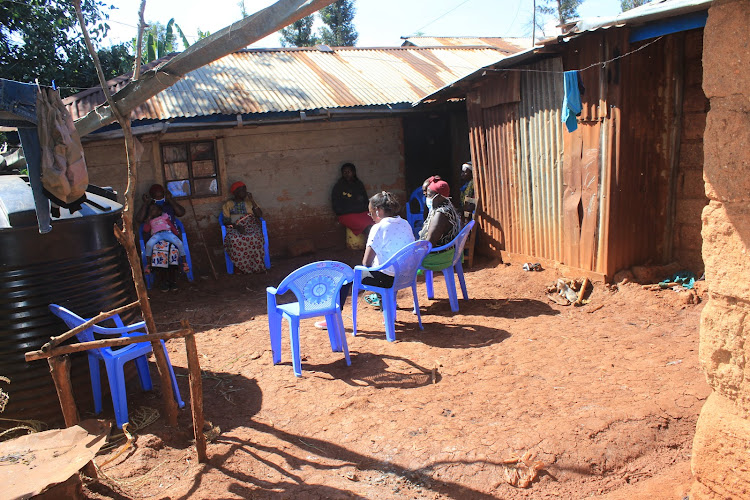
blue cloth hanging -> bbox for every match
[562,70,582,133]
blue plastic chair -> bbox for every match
[406,186,426,239]
[352,240,433,342]
[48,304,185,430]
[219,212,271,274]
[420,220,476,313]
[138,218,194,289]
[266,261,353,377]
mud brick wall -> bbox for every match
[673,29,709,274]
[82,117,405,273]
[692,1,750,498]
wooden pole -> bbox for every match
[576,277,590,305]
[48,355,79,427]
[27,327,193,362]
[73,0,177,427]
[186,197,218,280]
[182,320,207,462]
[47,355,98,478]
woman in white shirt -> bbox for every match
[315,191,414,328]
[361,191,416,288]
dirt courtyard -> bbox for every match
[84,250,709,499]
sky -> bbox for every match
[103,0,624,49]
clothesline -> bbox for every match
[486,35,665,74]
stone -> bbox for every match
[701,201,750,299]
[703,104,750,202]
[702,0,750,99]
[699,296,750,411]
[287,238,315,257]
[691,392,750,499]
[631,262,681,284]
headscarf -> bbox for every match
[230,181,246,194]
[462,162,472,172]
[427,178,450,198]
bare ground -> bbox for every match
[83,249,709,499]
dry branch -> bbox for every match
[73,0,177,425]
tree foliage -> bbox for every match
[280,15,319,47]
[621,0,650,11]
[0,0,131,97]
[536,0,584,25]
[319,0,357,47]
[133,18,191,64]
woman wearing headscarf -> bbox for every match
[419,175,462,270]
[222,181,267,274]
[331,162,373,236]
[135,183,187,291]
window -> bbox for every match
[161,141,219,198]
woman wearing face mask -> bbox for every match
[135,183,188,291]
[221,181,267,274]
[418,175,461,270]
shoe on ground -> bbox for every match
[314,320,327,330]
[169,281,178,291]
[160,281,170,292]
[364,293,382,309]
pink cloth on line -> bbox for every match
[337,212,372,235]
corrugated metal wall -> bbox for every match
[468,58,565,266]
[469,29,688,279]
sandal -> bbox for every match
[364,293,382,309]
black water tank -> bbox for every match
[0,175,137,425]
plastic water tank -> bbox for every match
[0,175,137,425]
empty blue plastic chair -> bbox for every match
[352,240,432,342]
[219,212,271,274]
[405,186,426,239]
[48,304,185,429]
[267,261,353,377]
[138,218,194,289]
[420,220,475,313]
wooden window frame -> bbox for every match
[160,140,220,199]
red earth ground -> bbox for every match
[83,249,709,499]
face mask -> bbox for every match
[426,195,434,211]
[154,198,166,204]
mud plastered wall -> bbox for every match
[692,1,750,498]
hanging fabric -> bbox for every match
[562,70,582,133]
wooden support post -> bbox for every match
[48,355,98,479]
[183,320,207,463]
[48,355,79,427]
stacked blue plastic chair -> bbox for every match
[266,261,353,377]
[138,218,194,289]
[405,186,426,239]
[48,304,185,430]
[219,212,271,274]
[352,240,432,342]
[420,220,475,313]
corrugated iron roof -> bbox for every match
[400,36,531,54]
[414,0,712,106]
[64,46,506,122]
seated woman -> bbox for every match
[418,175,462,271]
[222,181,267,274]
[135,183,187,291]
[331,162,373,237]
[315,191,413,328]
